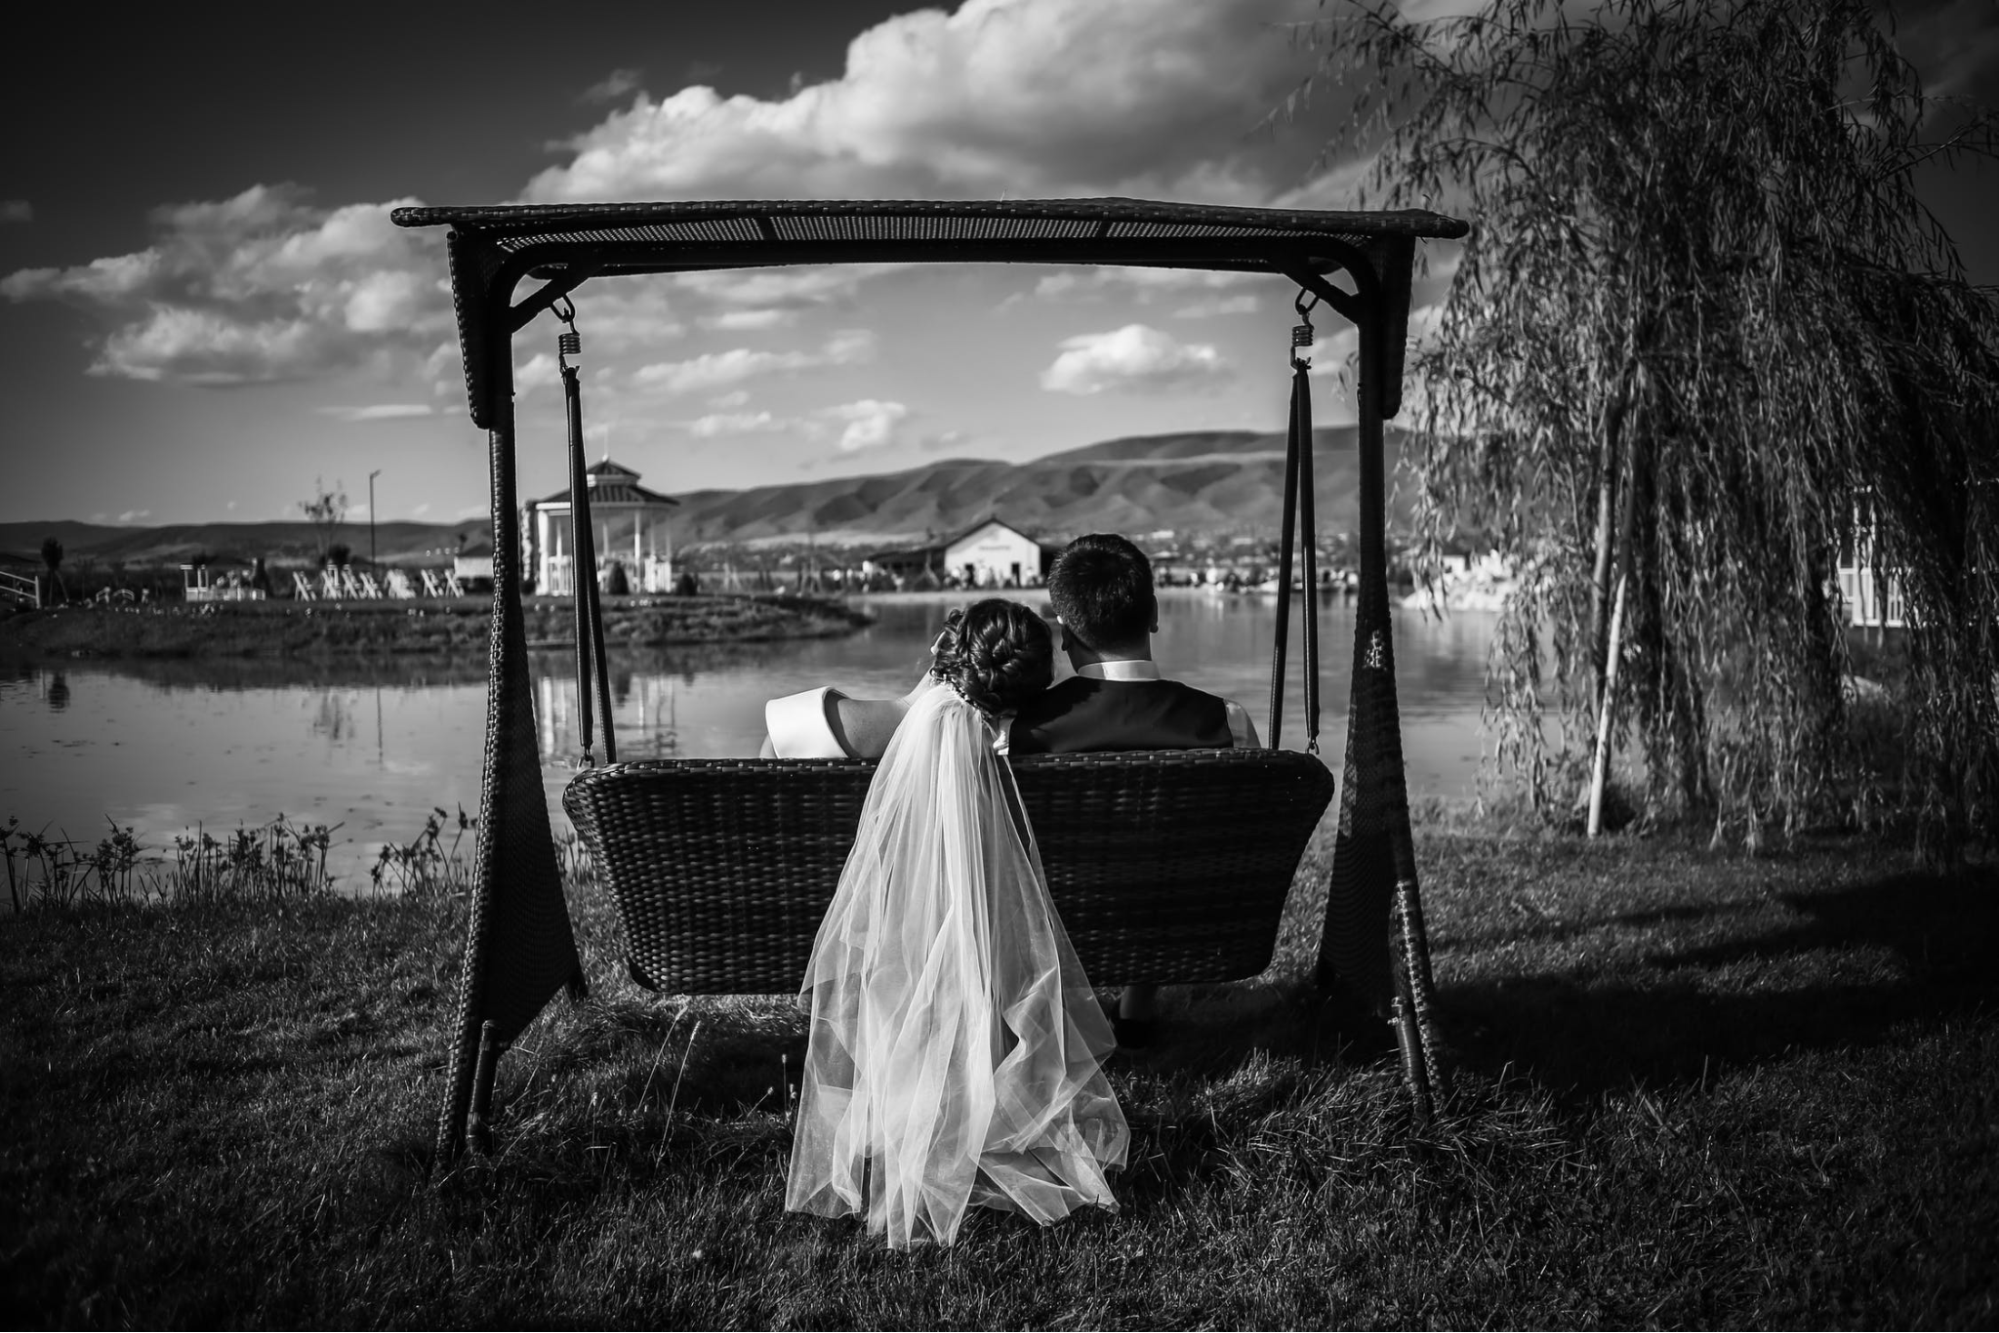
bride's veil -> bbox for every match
[786,681,1129,1248]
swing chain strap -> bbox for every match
[558,293,600,769]
[1295,359,1321,755]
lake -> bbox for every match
[1,591,1498,886]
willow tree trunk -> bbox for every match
[1590,398,1626,706]
[1587,378,1647,833]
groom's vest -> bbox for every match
[1008,676,1234,755]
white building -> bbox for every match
[526,458,679,595]
[1837,492,1905,629]
[944,518,1054,588]
[864,517,1058,589]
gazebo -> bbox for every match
[526,456,679,594]
[392,197,1469,1162]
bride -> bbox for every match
[782,599,1129,1248]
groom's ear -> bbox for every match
[1058,622,1077,654]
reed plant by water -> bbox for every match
[6,812,355,912]
[369,805,479,900]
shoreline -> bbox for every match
[0,592,873,661]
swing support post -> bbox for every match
[1288,249,1442,1119]
[434,298,586,1167]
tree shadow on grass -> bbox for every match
[1436,862,1999,1099]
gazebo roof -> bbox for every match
[530,456,677,509]
[532,479,678,509]
[391,197,1469,428]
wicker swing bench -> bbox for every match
[391,197,1468,1162]
[566,748,1335,994]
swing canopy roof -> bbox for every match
[391,197,1468,428]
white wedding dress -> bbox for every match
[785,681,1129,1248]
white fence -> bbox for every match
[0,568,40,608]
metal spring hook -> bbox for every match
[1291,289,1319,369]
[553,294,581,370]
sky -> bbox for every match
[2,0,1994,530]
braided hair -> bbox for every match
[930,598,1055,717]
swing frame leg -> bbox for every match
[467,1021,509,1157]
[1389,879,1440,1127]
[432,343,586,1170]
[1292,252,1446,1127]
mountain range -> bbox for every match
[0,426,1414,566]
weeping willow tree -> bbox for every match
[1296,0,1999,861]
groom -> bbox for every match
[1009,532,1261,1045]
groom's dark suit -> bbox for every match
[1008,661,1255,754]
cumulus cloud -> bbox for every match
[704,307,797,332]
[4,0,1402,399]
[1033,266,1264,303]
[316,403,435,422]
[1172,293,1262,319]
[0,200,30,224]
[0,184,449,385]
[684,410,789,437]
[524,0,1321,205]
[1041,324,1232,395]
[581,68,644,105]
[422,341,463,394]
[516,352,562,393]
[674,263,907,313]
[822,399,911,453]
[631,328,875,396]
[555,274,686,351]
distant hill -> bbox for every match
[669,425,1415,546]
[0,519,491,567]
[1,426,1416,563]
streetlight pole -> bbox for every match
[368,470,382,566]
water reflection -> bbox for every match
[1,593,1498,887]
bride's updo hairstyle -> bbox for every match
[930,598,1055,716]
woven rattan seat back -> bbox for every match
[563,748,1334,994]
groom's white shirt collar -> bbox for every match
[1076,660,1160,681]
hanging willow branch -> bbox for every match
[1296,0,1999,861]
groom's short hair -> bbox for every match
[1048,533,1155,651]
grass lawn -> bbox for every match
[3,823,1995,1328]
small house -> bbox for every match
[942,517,1058,589]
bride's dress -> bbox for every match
[785,681,1129,1248]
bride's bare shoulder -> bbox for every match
[829,694,905,759]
